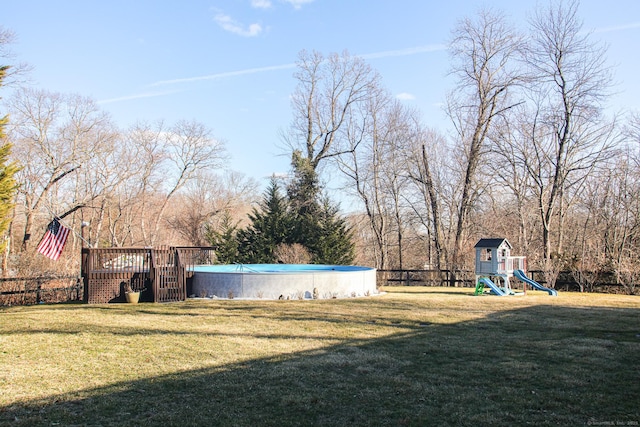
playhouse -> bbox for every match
[473,238,557,296]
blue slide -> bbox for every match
[477,277,508,296]
[514,269,558,296]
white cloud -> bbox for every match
[251,0,272,8]
[214,12,263,37]
[396,92,416,101]
[281,0,315,10]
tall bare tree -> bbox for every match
[405,127,451,271]
[283,50,384,265]
[524,0,618,260]
[77,130,138,247]
[8,88,116,250]
[338,90,418,269]
[446,8,524,276]
[284,49,382,173]
[488,107,539,253]
[337,88,403,269]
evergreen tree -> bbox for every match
[285,150,356,265]
[234,160,355,266]
[287,150,320,217]
[286,150,320,253]
[236,178,293,263]
[204,212,239,264]
[308,198,355,265]
[0,65,19,257]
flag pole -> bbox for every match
[43,207,91,248]
[55,215,91,248]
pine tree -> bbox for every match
[308,198,355,265]
[287,150,320,217]
[285,151,355,265]
[0,65,19,258]
[236,178,293,263]
[236,164,355,265]
[204,212,239,264]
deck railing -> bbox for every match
[82,247,216,303]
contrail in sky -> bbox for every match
[360,43,447,60]
[149,63,296,87]
[99,43,446,103]
[592,21,640,34]
[149,44,447,88]
[98,90,180,105]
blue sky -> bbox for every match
[4,0,640,185]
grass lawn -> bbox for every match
[0,287,639,426]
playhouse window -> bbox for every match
[481,248,492,262]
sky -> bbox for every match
[4,0,640,189]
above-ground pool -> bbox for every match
[190,264,377,300]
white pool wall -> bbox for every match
[191,264,377,299]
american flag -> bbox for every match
[36,218,70,261]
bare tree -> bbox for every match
[523,0,619,260]
[121,120,227,246]
[337,88,392,269]
[377,103,415,269]
[587,118,640,294]
[8,88,116,250]
[284,49,382,172]
[488,107,539,253]
[121,120,168,245]
[79,130,140,247]
[337,87,419,269]
[153,120,227,244]
[0,27,32,87]
[446,7,524,277]
[405,127,451,271]
[167,171,258,246]
[569,170,612,292]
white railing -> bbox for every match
[497,256,527,275]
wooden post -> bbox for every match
[36,279,42,304]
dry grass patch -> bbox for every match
[1,288,638,426]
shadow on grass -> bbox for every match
[2,304,639,426]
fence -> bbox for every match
[377,269,630,293]
[377,269,475,288]
[0,275,82,306]
[82,246,216,303]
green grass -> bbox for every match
[1,287,639,426]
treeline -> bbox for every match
[1,2,639,293]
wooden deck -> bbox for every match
[81,247,215,303]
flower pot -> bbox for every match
[125,291,140,304]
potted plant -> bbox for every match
[123,283,141,304]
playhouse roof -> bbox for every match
[474,238,511,249]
